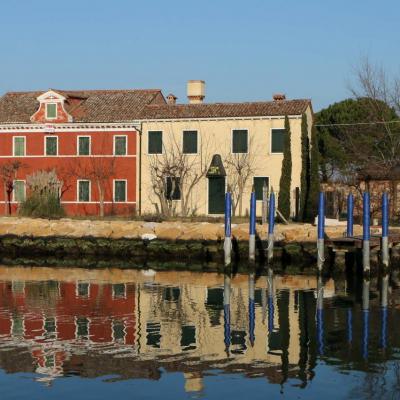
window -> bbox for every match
[165,177,181,200]
[78,180,90,202]
[13,180,25,202]
[183,130,198,154]
[78,136,90,155]
[76,317,89,338]
[112,283,126,299]
[114,180,127,202]
[253,177,269,201]
[77,282,89,297]
[232,129,248,153]
[46,103,57,119]
[114,136,127,155]
[13,137,25,156]
[271,128,286,153]
[45,136,58,156]
[148,131,163,154]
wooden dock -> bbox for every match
[326,232,400,253]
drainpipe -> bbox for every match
[138,122,143,216]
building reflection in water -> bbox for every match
[0,266,398,393]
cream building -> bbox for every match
[138,80,313,217]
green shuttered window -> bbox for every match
[46,103,57,119]
[253,177,269,201]
[165,177,181,200]
[13,180,25,202]
[78,180,90,202]
[13,137,25,156]
[114,180,127,202]
[232,130,248,153]
[148,131,163,154]
[45,136,58,156]
[78,136,90,155]
[271,129,286,153]
[183,131,198,154]
[114,136,127,155]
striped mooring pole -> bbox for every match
[347,193,354,237]
[317,192,325,271]
[267,191,275,263]
[381,192,389,267]
[224,192,232,266]
[249,191,256,263]
[363,192,370,273]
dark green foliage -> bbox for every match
[19,193,65,219]
[299,114,310,220]
[315,98,399,181]
[307,125,320,220]
[278,116,292,219]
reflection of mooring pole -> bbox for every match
[381,192,389,267]
[317,192,325,271]
[267,191,275,263]
[362,279,370,359]
[347,308,353,345]
[380,274,389,350]
[249,191,256,263]
[224,192,232,266]
[223,274,231,354]
[267,267,274,332]
[316,275,324,355]
[363,192,370,273]
[249,272,255,346]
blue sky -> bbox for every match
[0,0,399,110]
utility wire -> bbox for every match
[315,120,400,127]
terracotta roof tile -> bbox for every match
[140,99,311,120]
[0,89,165,123]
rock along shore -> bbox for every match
[0,217,386,269]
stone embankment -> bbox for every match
[0,217,383,268]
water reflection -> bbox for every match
[0,266,399,396]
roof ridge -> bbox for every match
[144,99,311,107]
[2,88,162,96]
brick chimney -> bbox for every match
[167,93,177,105]
[187,80,205,104]
[273,93,286,101]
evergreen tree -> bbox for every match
[299,114,310,221]
[278,116,292,219]
[307,125,320,220]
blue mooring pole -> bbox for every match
[347,194,354,237]
[267,191,275,262]
[382,192,389,267]
[248,272,255,346]
[363,192,370,273]
[267,267,274,333]
[249,191,256,263]
[317,192,325,271]
[380,274,388,350]
[224,192,232,266]
[223,274,231,354]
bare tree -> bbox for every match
[148,135,210,217]
[0,161,22,215]
[224,138,256,216]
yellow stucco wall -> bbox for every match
[140,106,313,216]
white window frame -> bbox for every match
[270,127,285,155]
[113,135,127,156]
[77,135,91,156]
[46,103,58,120]
[113,179,127,203]
[12,180,26,202]
[231,128,249,154]
[182,130,199,155]
[147,130,164,155]
[112,283,127,299]
[75,281,90,298]
[13,136,26,157]
[77,179,91,202]
[253,176,270,201]
[44,135,58,156]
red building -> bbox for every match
[0,89,165,216]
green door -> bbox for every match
[208,177,225,214]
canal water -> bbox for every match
[0,266,398,399]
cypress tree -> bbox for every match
[299,114,310,221]
[307,124,320,220]
[278,116,292,219]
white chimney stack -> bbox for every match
[187,80,205,104]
